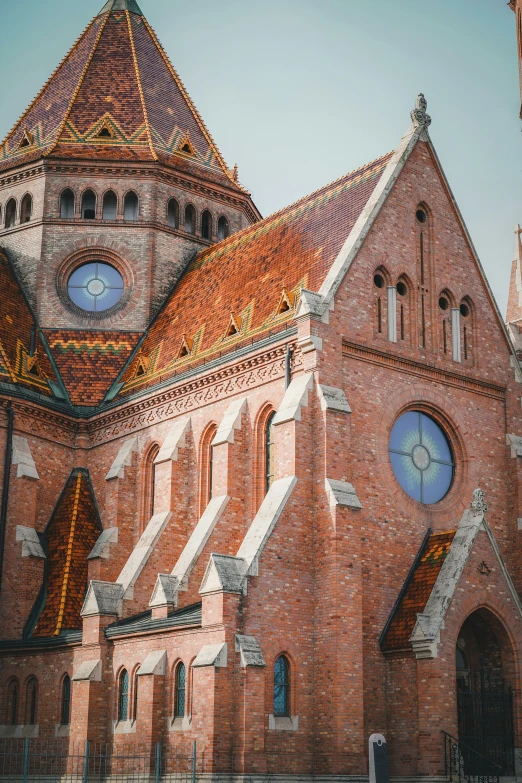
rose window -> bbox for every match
[67,262,124,313]
[389,411,454,504]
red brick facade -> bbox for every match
[0,2,521,779]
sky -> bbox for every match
[0,0,519,316]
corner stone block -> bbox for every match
[15,526,45,558]
[137,650,166,676]
[12,435,39,479]
[193,642,228,668]
[317,384,351,413]
[72,659,102,682]
[324,478,362,509]
[105,436,138,480]
[272,373,314,424]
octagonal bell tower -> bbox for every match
[0,0,260,332]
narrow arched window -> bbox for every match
[118,669,129,721]
[184,204,196,234]
[460,298,472,363]
[396,278,410,344]
[20,194,32,223]
[143,445,159,525]
[167,198,179,229]
[174,663,186,718]
[199,424,217,514]
[201,210,212,240]
[102,190,117,220]
[26,678,38,725]
[5,199,16,228]
[6,680,18,726]
[81,190,96,220]
[60,189,75,219]
[217,216,229,241]
[416,206,430,349]
[265,411,276,493]
[124,192,138,221]
[273,656,290,717]
[132,671,139,722]
[60,675,71,725]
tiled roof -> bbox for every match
[44,329,141,406]
[0,252,62,399]
[31,469,101,638]
[117,153,392,398]
[380,530,456,652]
[0,8,239,190]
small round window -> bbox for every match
[389,411,454,504]
[67,262,124,313]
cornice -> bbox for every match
[0,165,45,189]
[0,397,82,446]
[342,340,506,401]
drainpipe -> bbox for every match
[285,345,292,389]
[0,402,14,591]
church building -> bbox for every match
[0,0,521,778]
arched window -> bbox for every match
[102,190,117,220]
[81,190,96,220]
[20,194,32,223]
[118,669,129,721]
[60,189,75,219]
[199,424,217,514]
[60,675,71,725]
[416,205,430,349]
[167,198,179,229]
[265,411,276,493]
[5,199,16,228]
[132,670,139,722]
[273,656,290,717]
[217,216,229,241]
[184,204,196,234]
[124,191,138,221]
[396,276,411,344]
[460,298,473,363]
[26,677,38,725]
[6,679,18,726]
[174,663,186,718]
[143,444,159,526]
[373,268,388,336]
[438,289,455,358]
[201,210,212,240]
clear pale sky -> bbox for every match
[0,0,519,316]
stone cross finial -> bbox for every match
[410,93,431,129]
[515,224,522,237]
[470,488,488,515]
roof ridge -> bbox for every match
[43,11,111,159]
[125,10,158,161]
[195,150,393,264]
[0,17,96,153]
[142,17,237,186]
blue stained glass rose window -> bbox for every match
[389,411,454,504]
[67,261,124,313]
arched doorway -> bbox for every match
[455,608,515,775]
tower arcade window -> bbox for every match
[217,215,229,241]
[60,675,71,725]
[184,204,196,234]
[124,191,138,221]
[20,194,32,223]
[118,669,129,721]
[5,199,16,228]
[60,189,75,219]
[67,262,124,313]
[102,190,117,220]
[201,210,212,240]
[273,656,290,717]
[81,190,96,220]
[389,411,454,504]
[167,198,179,229]
[174,662,186,718]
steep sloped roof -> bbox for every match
[31,469,101,638]
[380,530,456,652]
[0,252,64,400]
[44,329,141,407]
[117,152,392,398]
[0,4,240,190]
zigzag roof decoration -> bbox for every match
[0,2,239,188]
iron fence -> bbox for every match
[443,731,502,783]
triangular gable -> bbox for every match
[28,469,102,638]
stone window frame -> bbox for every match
[56,247,134,323]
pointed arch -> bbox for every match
[81,189,96,220]
[184,204,196,235]
[117,668,129,722]
[141,442,159,532]
[174,660,186,718]
[273,655,290,717]
[20,193,33,223]
[167,198,179,229]
[459,295,474,364]
[224,311,242,339]
[102,189,117,220]
[217,215,229,241]
[5,678,19,726]
[5,198,16,228]
[438,288,456,357]
[253,403,277,513]
[123,191,139,221]
[416,202,432,349]
[25,676,38,725]
[60,188,75,219]
[201,210,212,240]
[396,273,413,345]
[373,265,390,338]
[60,674,71,726]
[199,422,217,515]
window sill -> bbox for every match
[169,716,191,731]
[0,725,39,738]
[268,715,299,731]
[112,719,136,735]
[54,724,69,738]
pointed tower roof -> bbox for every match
[0,2,241,189]
[506,225,522,324]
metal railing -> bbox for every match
[0,738,197,783]
[443,731,502,783]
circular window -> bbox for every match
[460,303,469,318]
[389,411,454,504]
[374,273,385,289]
[439,296,449,311]
[67,262,124,313]
[396,281,407,297]
[416,209,427,223]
